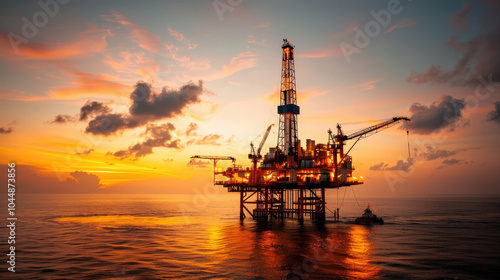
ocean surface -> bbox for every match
[1,191,499,280]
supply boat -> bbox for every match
[355,204,384,225]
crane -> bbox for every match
[328,116,411,173]
[248,124,274,183]
[249,124,274,159]
[190,155,236,185]
[340,116,410,141]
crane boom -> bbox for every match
[190,155,236,185]
[343,117,410,141]
[257,124,274,156]
[191,155,235,161]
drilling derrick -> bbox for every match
[277,39,300,160]
[192,39,411,222]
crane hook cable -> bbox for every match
[327,187,347,217]
[351,186,363,211]
[407,122,411,158]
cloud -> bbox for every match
[406,95,466,134]
[443,158,460,165]
[185,122,198,136]
[369,158,414,171]
[85,80,204,135]
[222,52,257,75]
[253,21,270,29]
[348,79,381,91]
[0,165,103,193]
[202,52,256,81]
[487,101,500,123]
[0,126,13,134]
[407,2,500,86]
[371,146,475,171]
[450,3,474,33]
[104,50,157,79]
[331,21,360,38]
[102,10,173,55]
[76,149,95,156]
[413,146,474,161]
[416,147,456,161]
[51,114,75,124]
[247,36,267,47]
[109,123,181,160]
[130,80,204,117]
[187,134,224,146]
[438,158,474,169]
[384,18,417,34]
[49,64,131,99]
[0,27,108,60]
[369,162,388,171]
[168,26,185,41]
[66,171,103,191]
[86,113,141,135]
[103,12,203,73]
[168,26,199,50]
[80,101,111,121]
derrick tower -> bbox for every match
[277,39,300,157]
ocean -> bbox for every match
[1,192,499,280]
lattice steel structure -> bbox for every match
[277,39,300,157]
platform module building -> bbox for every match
[192,39,410,222]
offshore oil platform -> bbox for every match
[192,39,410,222]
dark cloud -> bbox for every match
[0,126,13,134]
[369,162,388,171]
[450,3,474,33]
[129,81,204,117]
[415,146,458,160]
[443,158,460,165]
[440,159,474,168]
[85,81,204,135]
[370,146,476,171]
[406,95,466,134]
[76,149,95,155]
[85,113,143,135]
[0,165,103,193]
[413,146,477,161]
[369,158,414,172]
[66,171,103,190]
[407,1,500,86]
[80,101,111,121]
[109,123,181,160]
[51,114,75,124]
[51,101,109,125]
[185,122,198,136]
[487,101,500,123]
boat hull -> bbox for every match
[355,217,384,225]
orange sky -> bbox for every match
[1,1,499,196]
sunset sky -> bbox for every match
[1,0,499,196]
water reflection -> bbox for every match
[54,214,380,279]
[346,225,381,279]
[218,220,381,279]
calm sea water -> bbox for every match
[1,192,499,280]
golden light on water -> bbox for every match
[54,215,201,228]
[346,225,381,279]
